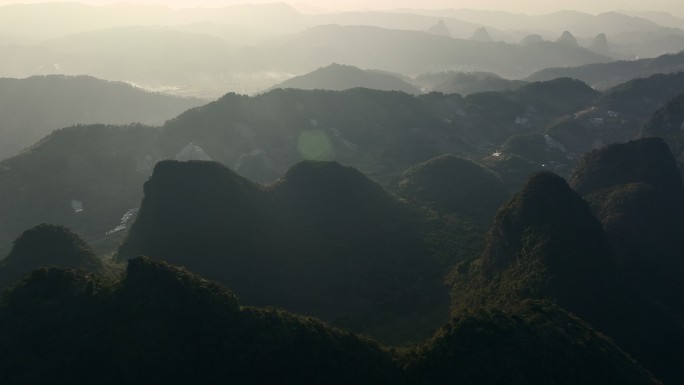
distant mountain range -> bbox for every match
[251,24,609,79]
[527,50,684,89]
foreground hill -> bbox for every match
[0,256,661,385]
[0,257,402,385]
[0,224,103,290]
[450,168,684,384]
[642,92,684,171]
[450,172,612,313]
[570,138,684,316]
[267,63,420,94]
[405,301,660,385]
[117,160,449,343]
[0,75,205,160]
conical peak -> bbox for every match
[481,171,609,271]
[589,33,610,55]
[556,31,578,46]
[6,223,99,269]
[470,27,493,42]
[426,20,451,37]
[570,138,683,196]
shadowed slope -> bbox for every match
[406,301,660,385]
[117,160,449,344]
[0,223,103,290]
[0,257,402,385]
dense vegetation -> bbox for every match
[0,256,663,385]
[405,301,660,385]
[116,159,450,344]
[449,140,684,384]
[0,257,403,385]
[0,80,607,256]
[0,223,103,290]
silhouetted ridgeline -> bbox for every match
[405,301,660,385]
[0,257,662,385]
[0,257,403,385]
[117,160,449,344]
[0,223,102,290]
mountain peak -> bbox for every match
[397,155,508,224]
[589,33,610,56]
[520,34,544,45]
[469,27,493,42]
[483,172,608,269]
[570,137,683,197]
[556,30,578,46]
[116,160,268,264]
[426,20,451,37]
[0,224,102,289]
[268,63,420,94]
[122,256,241,314]
[451,171,611,313]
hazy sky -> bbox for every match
[0,0,683,17]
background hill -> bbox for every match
[252,25,609,79]
[396,155,509,225]
[642,92,684,172]
[527,51,684,90]
[570,138,684,315]
[541,71,684,157]
[415,71,526,95]
[267,63,420,94]
[449,168,684,384]
[0,75,204,160]
[0,123,159,257]
[0,82,607,258]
